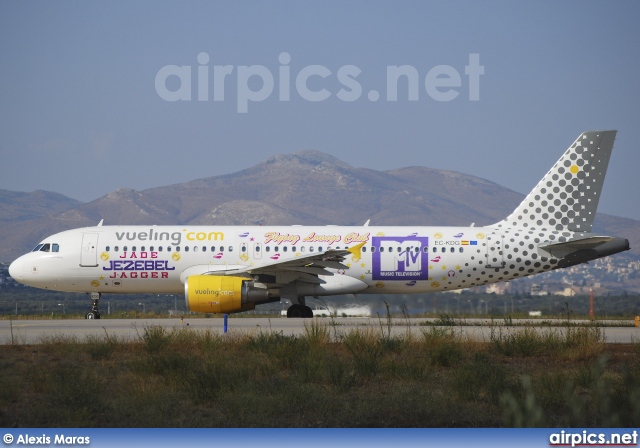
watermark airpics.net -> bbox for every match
[549,430,638,447]
[155,52,484,113]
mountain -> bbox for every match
[1,150,638,261]
[0,189,82,223]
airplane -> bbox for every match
[8,130,630,318]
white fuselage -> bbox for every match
[7,131,630,318]
[8,223,568,296]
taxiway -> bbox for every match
[1,317,638,344]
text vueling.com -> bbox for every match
[155,52,484,113]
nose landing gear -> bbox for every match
[85,292,101,319]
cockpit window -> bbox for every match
[31,243,59,252]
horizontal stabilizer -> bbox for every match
[540,236,629,261]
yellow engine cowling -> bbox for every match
[184,275,269,314]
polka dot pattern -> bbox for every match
[496,131,616,233]
[435,130,618,292]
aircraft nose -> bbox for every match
[9,256,29,283]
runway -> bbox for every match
[1,317,639,344]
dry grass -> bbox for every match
[0,323,638,427]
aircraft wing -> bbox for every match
[179,243,366,286]
[240,243,366,285]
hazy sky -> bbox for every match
[1,1,639,221]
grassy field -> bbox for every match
[0,321,638,427]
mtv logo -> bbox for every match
[373,236,429,281]
[379,241,422,272]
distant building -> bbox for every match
[557,286,576,297]
[530,284,549,296]
[485,282,507,295]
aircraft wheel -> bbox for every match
[303,306,314,318]
[287,304,304,318]
[85,311,101,319]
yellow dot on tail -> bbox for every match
[570,165,579,174]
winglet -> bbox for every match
[347,242,367,261]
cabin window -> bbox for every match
[301,246,305,252]
[397,247,401,253]
[202,246,207,252]
[241,246,246,252]
[441,247,446,253]
[176,247,181,252]
[132,246,137,252]
[266,246,271,252]
[309,246,314,252]
[318,246,323,252]
[282,246,287,252]
[362,247,367,252]
[459,247,464,253]
[166,246,171,252]
[220,246,224,252]
[140,246,145,252]
[114,246,119,252]
[158,246,163,252]
[228,246,233,252]
[123,246,128,252]
[371,247,376,253]
[105,246,110,252]
[292,246,296,252]
[380,247,384,253]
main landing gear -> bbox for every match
[286,304,313,318]
[85,292,101,319]
[286,296,313,318]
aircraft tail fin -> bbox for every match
[494,130,617,233]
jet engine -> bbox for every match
[184,275,269,314]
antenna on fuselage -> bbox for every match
[97,219,104,227]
